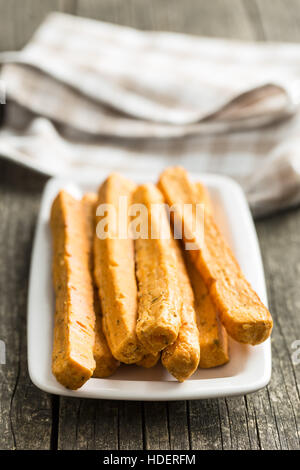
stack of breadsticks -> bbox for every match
[50,167,273,389]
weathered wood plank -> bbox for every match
[76,0,255,39]
[255,209,300,450]
[143,402,170,450]
[189,399,223,450]
[0,0,76,52]
[168,401,190,450]
[244,389,281,450]
[218,397,257,450]
[58,399,119,450]
[250,2,300,450]
[119,401,143,450]
[242,0,266,40]
[0,160,52,450]
[255,0,300,42]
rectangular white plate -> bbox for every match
[27,171,271,401]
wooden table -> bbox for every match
[0,0,299,451]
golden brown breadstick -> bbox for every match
[194,182,213,215]
[186,257,229,368]
[158,167,273,345]
[81,193,119,378]
[94,174,144,363]
[161,240,200,382]
[190,185,228,367]
[93,299,120,377]
[50,191,95,389]
[134,183,181,354]
[81,193,98,261]
[136,352,160,368]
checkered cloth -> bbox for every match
[1,12,300,216]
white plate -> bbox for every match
[27,171,271,401]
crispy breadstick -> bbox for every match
[134,183,181,354]
[186,256,229,368]
[194,182,213,215]
[161,239,200,382]
[82,193,119,378]
[93,303,120,377]
[94,174,144,363]
[50,191,95,389]
[136,352,160,368]
[81,193,98,269]
[191,185,228,367]
[158,167,273,345]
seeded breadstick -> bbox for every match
[158,167,273,345]
[82,193,119,378]
[133,183,181,354]
[161,239,200,382]
[50,191,96,389]
[94,174,144,363]
[136,352,160,368]
[186,257,229,368]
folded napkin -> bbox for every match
[1,12,300,216]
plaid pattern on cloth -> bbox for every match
[1,12,300,215]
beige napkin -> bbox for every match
[1,12,300,215]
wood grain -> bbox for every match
[0,160,50,450]
[58,399,119,450]
[255,0,300,42]
[76,0,255,39]
[0,0,77,51]
[0,0,300,451]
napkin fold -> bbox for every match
[1,12,300,215]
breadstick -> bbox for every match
[50,190,95,389]
[81,193,98,269]
[81,193,119,378]
[93,299,120,377]
[94,174,144,363]
[194,182,213,215]
[186,256,229,368]
[133,183,181,354]
[136,352,160,368]
[158,167,273,345]
[191,185,228,367]
[161,240,200,382]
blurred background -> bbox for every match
[2,0,300,48]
